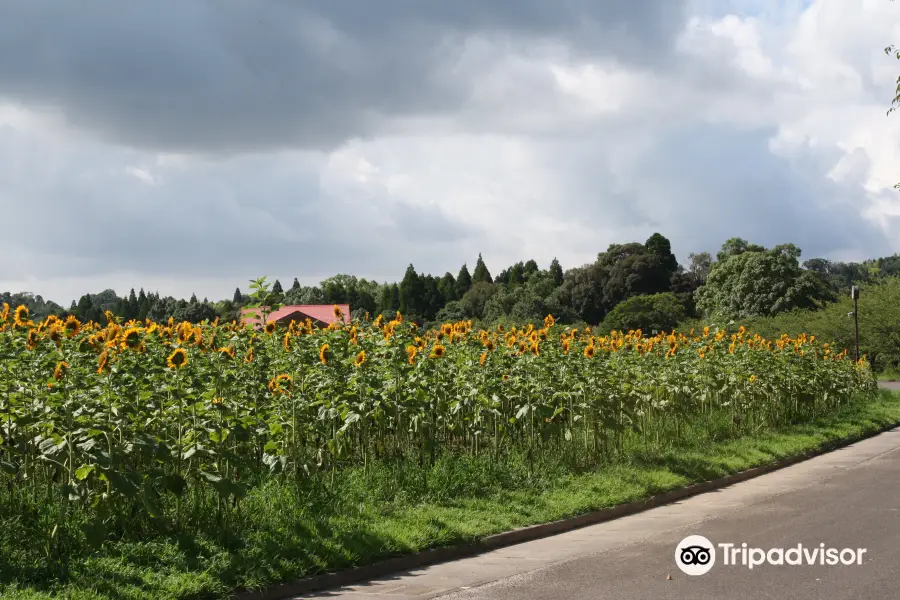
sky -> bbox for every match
[1,0,900,306]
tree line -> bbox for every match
[5,233,900,331]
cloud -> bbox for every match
[0,0,899,305]
[0,0,687,153]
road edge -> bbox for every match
[232,418,900,600]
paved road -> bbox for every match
[301,388,900,600]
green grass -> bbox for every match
[876,368,900,381]
[4,390,900,600]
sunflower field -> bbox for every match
[0,302,877,552]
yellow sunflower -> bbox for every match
[13,305,30,327]
[46,324,63,347]
[319,343,330,365]
[53,361,70,381]
[166,348,188,369]
[63,316,81,336]
[219,346,235,360]
[354,350,367,367]
[268,373,293,394]
[26,328,38,349]
[430,344,446,359]
[264,321,277,335]
[97,350,109,374]
[584,345,595,358]
[120,327,142,350]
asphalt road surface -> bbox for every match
[302,386,900,600]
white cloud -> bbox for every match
[1,0,899,306]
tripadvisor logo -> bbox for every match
[675,535,867,575]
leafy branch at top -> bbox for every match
[243,276,283,326]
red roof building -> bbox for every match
[240,304,351,329]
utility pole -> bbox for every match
[851,286,860,362]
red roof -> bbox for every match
[240,304,350,327]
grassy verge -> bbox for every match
[4,390,900,600]
[876,369,900,381]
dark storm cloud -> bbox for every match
[0,0,688,153]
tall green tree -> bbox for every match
[507,262,525,286]
[696,242,834,321]
[549,257,564,287]
[716,237,765,262]
[456,264,473,298]
[438,272,457,302]
[377,283,400,316]
[127,288,139,319]
[399,264,425,317]
[472,253,492,284]
[138,289,151,320]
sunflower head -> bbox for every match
[175,322,192,343]
[530,342,540,356]
[53,361,70,381]
[484,339,495,352]
[429,344,446,359]
[121,327,142,350]
[96,350,110,374]
[282,331,292,352]
[333,304,344,319]
[0,303,9,323]
[47,324,63,347]
[268,373,293,394]
[245,346,255,363]
[219,346,236,360]
[264,321,277,335]
[166,348,188,369]
[406,344,418,365]
[562,339,570,354]
[13,305,30,327]
[319,343,331,365]
[479,351,487,366]
[26,328,38,349]
[544,314,555,328]
[354,350,367,367]
[584,344,595,358]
